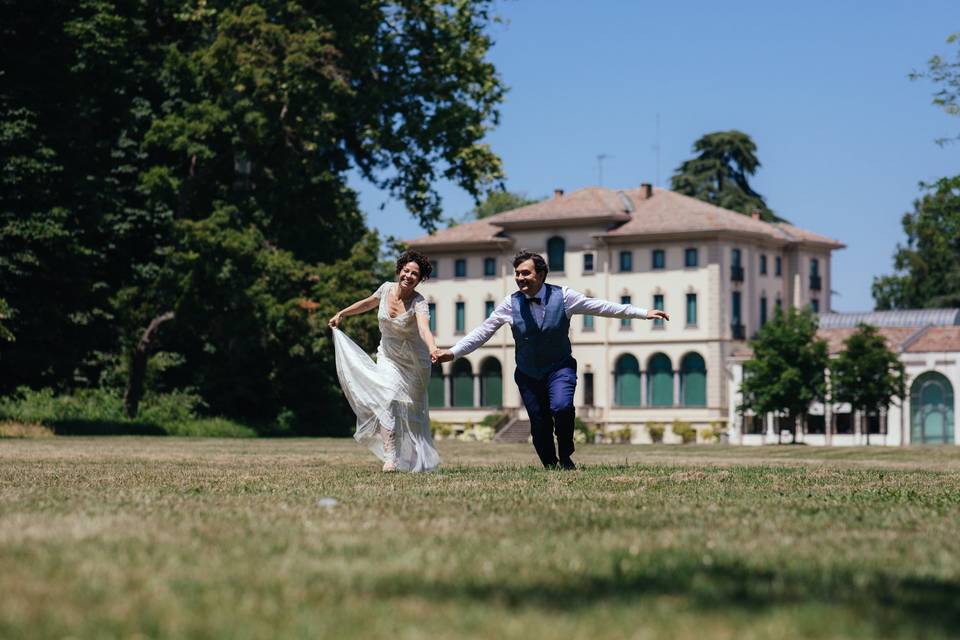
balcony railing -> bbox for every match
[730,265,744,282]
[809,274,822,291]
[731,323,746,340]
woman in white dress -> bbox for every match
[328,251,440,472]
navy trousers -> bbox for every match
[514,357,577,467]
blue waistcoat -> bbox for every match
[511,283,572,379]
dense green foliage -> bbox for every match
[0,386,256,436]
[872,173,960,311]
[469,189,539,218]
[670,130,783,222]
[0,1,504,433]
[740,308,829,437]
[831,323,906,436]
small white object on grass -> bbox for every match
[316,497,338,508]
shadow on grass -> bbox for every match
[374,554,960,634]
[51,420,167,436]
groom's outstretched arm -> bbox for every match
[564,288,668,321]
[443,297,512,360]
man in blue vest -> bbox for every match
[433,250,669,469]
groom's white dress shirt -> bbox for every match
[449,286,649,358]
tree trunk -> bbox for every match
[124,311,175,419]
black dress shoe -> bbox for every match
[559,458,577,470]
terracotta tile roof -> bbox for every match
[492,187,632,227]
[603,188,793,242]
[817,327,920,355]
[904,327,960,353]
[819,309,960,328]
[406,217,512,249]
[408,186,842,250]
[773,222,845,248]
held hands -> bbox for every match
[431,349,454,364]
[647,310,670,322]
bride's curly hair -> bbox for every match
[395,250,433,281]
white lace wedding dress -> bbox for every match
[333,282,440,472]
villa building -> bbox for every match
[407,184,846,442]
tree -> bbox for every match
[910,32,960,146]
[872,176,960,309]
[740,307,829,443]
[670,130,784,222]
[830,323,905,445]
[470,190,539,219]
[0,1,506,433]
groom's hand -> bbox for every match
[648,310,670,321]
[432,349,455,364]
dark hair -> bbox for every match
[512,250,548,278]
[395,250,432,281]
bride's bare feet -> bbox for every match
[381,427,398,472]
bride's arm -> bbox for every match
[328,295,379,328]
[415,311,437,353]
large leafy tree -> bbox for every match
[470,190,538,219]
[910,32,960,146]
[872,176,960,309]
[830,323,905,444]
[740,308,829,442]
[670,130,783,222]
[0,0,505,432]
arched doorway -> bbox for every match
[647,353,673,407]
[910,372,954,444]
[428,364,445,408]
[480,357,502,407]
[452,359,474,407]
[680,352,706,406]
[614,354,640,406]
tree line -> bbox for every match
[0,0,505,434]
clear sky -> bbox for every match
[351,0,959,312]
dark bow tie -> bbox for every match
[527,297,542,305]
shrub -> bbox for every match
[430,420,455,439]
[647,423,665,443]
[166,418,257,438]
[479,413,506,428]
[574,417,597,444]
[0,421,54,439]
[609,427,632,444]
[671,420,697,444]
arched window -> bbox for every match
[614,354,641,406]
[428,364,445,408]
[452,359,474,407]
[910,372,954,444]
[546,236,565,272]
[480,358,503,407]
[680,353,707,407]
[647,353,673,407]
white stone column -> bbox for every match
[444,375,451,408]
[473,374,481,408]
[673,371,681,407]
[640,371,647,406]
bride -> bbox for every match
[329,250,441,472]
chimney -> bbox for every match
[751,209,761,220]
[554,188,565,199]
[640,183,653,200]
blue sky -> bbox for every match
[351,0,959,312]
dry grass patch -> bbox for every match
[0,421,53,438]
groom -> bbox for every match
[433,250,669,469]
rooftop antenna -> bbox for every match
[596,153,612,186]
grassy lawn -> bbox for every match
[1,439,959,639]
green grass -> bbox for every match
[0,440,958,639]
